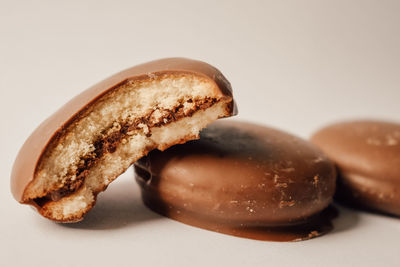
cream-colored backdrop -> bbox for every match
[1,1,399,266]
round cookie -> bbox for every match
[135,121,337,241]
[11,58,236,222]
[311,120,400,216]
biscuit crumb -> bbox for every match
[313,175,319,186]
[308,230,320,238]
[279,200,295,208]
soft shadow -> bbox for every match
[60,173,162,230]
[335,198,400,220]
[330,202,360,234]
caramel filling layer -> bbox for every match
[34,97,218,206]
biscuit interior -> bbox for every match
[23,73,233,222]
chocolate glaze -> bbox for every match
[11,58,236,205]
[311,120,400,216]
[135,121,337,241]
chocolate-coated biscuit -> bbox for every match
[135,121,337,241]
[311,120,400,216]
[11,58,236,222]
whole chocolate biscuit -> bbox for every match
[311,120,400,216]
[135,121,337,241]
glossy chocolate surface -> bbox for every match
[135,121,337,241]
[11,58,236,204]
[311,120,400,216]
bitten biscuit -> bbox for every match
[11,58,236,222]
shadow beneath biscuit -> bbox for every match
[330,202,360,234]
[335,197,400,219]
[60,173,162,230]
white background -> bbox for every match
[1,1,399,266]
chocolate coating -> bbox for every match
[11,58,237,205]
[135,121,337,241]
[311,120,400,216]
